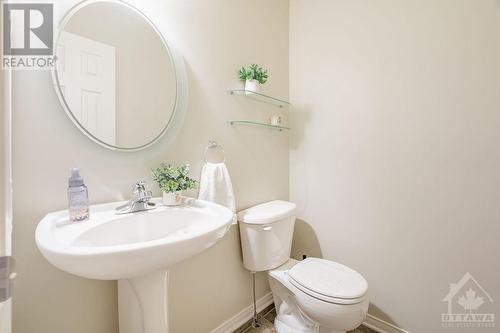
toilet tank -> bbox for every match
[237,200,296,272]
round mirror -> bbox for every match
[53,0,181,151]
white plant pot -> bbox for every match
[245,79,259,94]
[162,191,183,206]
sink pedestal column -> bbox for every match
[118,270,170,333]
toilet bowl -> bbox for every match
[237,201,369,333]
[269,258,369,333]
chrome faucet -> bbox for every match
[115,181,156,214]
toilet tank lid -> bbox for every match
[237,200,296,224]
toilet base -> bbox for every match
[273,296,318,333]
[268,259,368,333]
[273,298,346,333]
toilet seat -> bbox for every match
[269,258,369,333]
[288,258,368,305]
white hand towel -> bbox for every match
[198,162,236,212]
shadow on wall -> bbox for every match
[367,303,401,329]
[290,219,401,329]
[291,218,323,260]
[289,106,312,151]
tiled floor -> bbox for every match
[237,306,376,333]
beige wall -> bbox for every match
[12,1,289,332]
[1,14,13,329]
[1,64,4,255]
[290,1,500,332]
[1,70,13,333]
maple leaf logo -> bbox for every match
[457,288,485,313]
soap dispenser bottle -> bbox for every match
[68,168,89,222]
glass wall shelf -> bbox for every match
[229,89,290,108]
[228,120,290,131]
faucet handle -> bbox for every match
[132,181,146,192]
[132,181,151,199]
[116,181,155,214]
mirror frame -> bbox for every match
[52,0,188,152]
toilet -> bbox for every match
[237,200,369,333]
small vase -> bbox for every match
[270,114,282,126]
[245,79,259,94]
[162,191,183,206]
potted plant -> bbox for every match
[152,163,198,206]
[238,64,268,94]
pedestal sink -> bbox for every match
[35,198,234,333]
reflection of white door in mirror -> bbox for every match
[57,31,116,145]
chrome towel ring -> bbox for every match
[204,140,226,163]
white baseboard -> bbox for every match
[209,292,274,333]
[363,314,410,333]
[209,293,409,333]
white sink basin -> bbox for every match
[36,198,233,280]
[36,198,234,333]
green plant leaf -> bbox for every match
[238,64,268,84]
[152,163,198,193]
